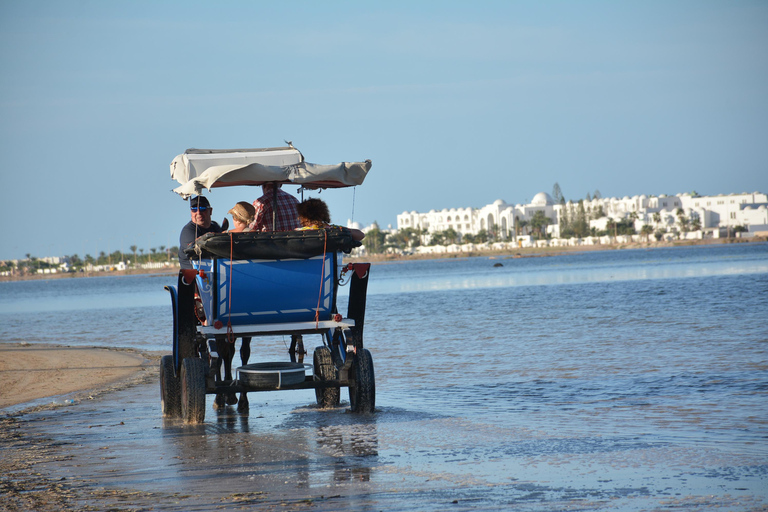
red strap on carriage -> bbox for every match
[226,232,236,344]
[314,229,329,329]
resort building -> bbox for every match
[397,191,768,245]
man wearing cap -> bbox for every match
[249,183,300,232]
[178,195,224,269]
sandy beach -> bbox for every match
[0,344,162,512]
[0,344,153,409]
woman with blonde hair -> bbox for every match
[228,201,256,233]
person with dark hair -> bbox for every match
[178,195,225,269]
[297,198,365,241]
[178,196,251,411]
[249,183,300,232]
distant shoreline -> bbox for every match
[345,236,765,264]
[1,237,764,282]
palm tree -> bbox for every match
[676,208,689,233]
[691,217,702,232]
[518,219,529,237]
[530,211,551,240]
[640,224,654,242]
[362,226,387,254]
[488,223,498,242]
[130,245,137,263]
[445,227,459,245]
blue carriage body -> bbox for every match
[193,253,338,326]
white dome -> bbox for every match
[531,192,554,206]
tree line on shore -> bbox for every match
[1,245,180,275]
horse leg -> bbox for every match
[223,341,238,405]
[289,335,305,363]
[237,337,251,412]
[212,338,227,410]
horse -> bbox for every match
[212,336,251,412]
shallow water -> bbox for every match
[2,243,767,510]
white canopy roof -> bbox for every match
[170,146,372,198]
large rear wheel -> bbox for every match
[160,355,181,418]
[314,346,340,408]
[180,358,206,424]
[349,349,375,413]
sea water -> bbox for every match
[1,242,767,510]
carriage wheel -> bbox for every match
[349,349,375,413]
[160,355,181,418]
[180,358,206,424]
[314,346,340,408]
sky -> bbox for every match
[1,1,766,261]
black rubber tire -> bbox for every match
[180,358,206,424]
[314,346,340,408]
[349,349,375,413]
[160,355,181,418]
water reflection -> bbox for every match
[316,417,378,483]
[158,399,380,494]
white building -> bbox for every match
[397,190,768,243]
[397,192,561,243]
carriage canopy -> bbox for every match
[170,145,372,198]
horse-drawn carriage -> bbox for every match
[160,145,375,423]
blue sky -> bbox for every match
[1,1,766,260]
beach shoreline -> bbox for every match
[0,343,160,411]
[0,344,165,512]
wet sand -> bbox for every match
[0,344,151,409]
[0,345,418,511]
[0,344,162,511]
[2,344,766,512]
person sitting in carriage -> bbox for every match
[296,198,365,241]
[227,201,255,233]
[178,195,224,270]
[249,183,300,232]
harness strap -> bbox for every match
[314,229,328,329]
[226,231,236,344]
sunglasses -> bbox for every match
[190,206,209,212]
